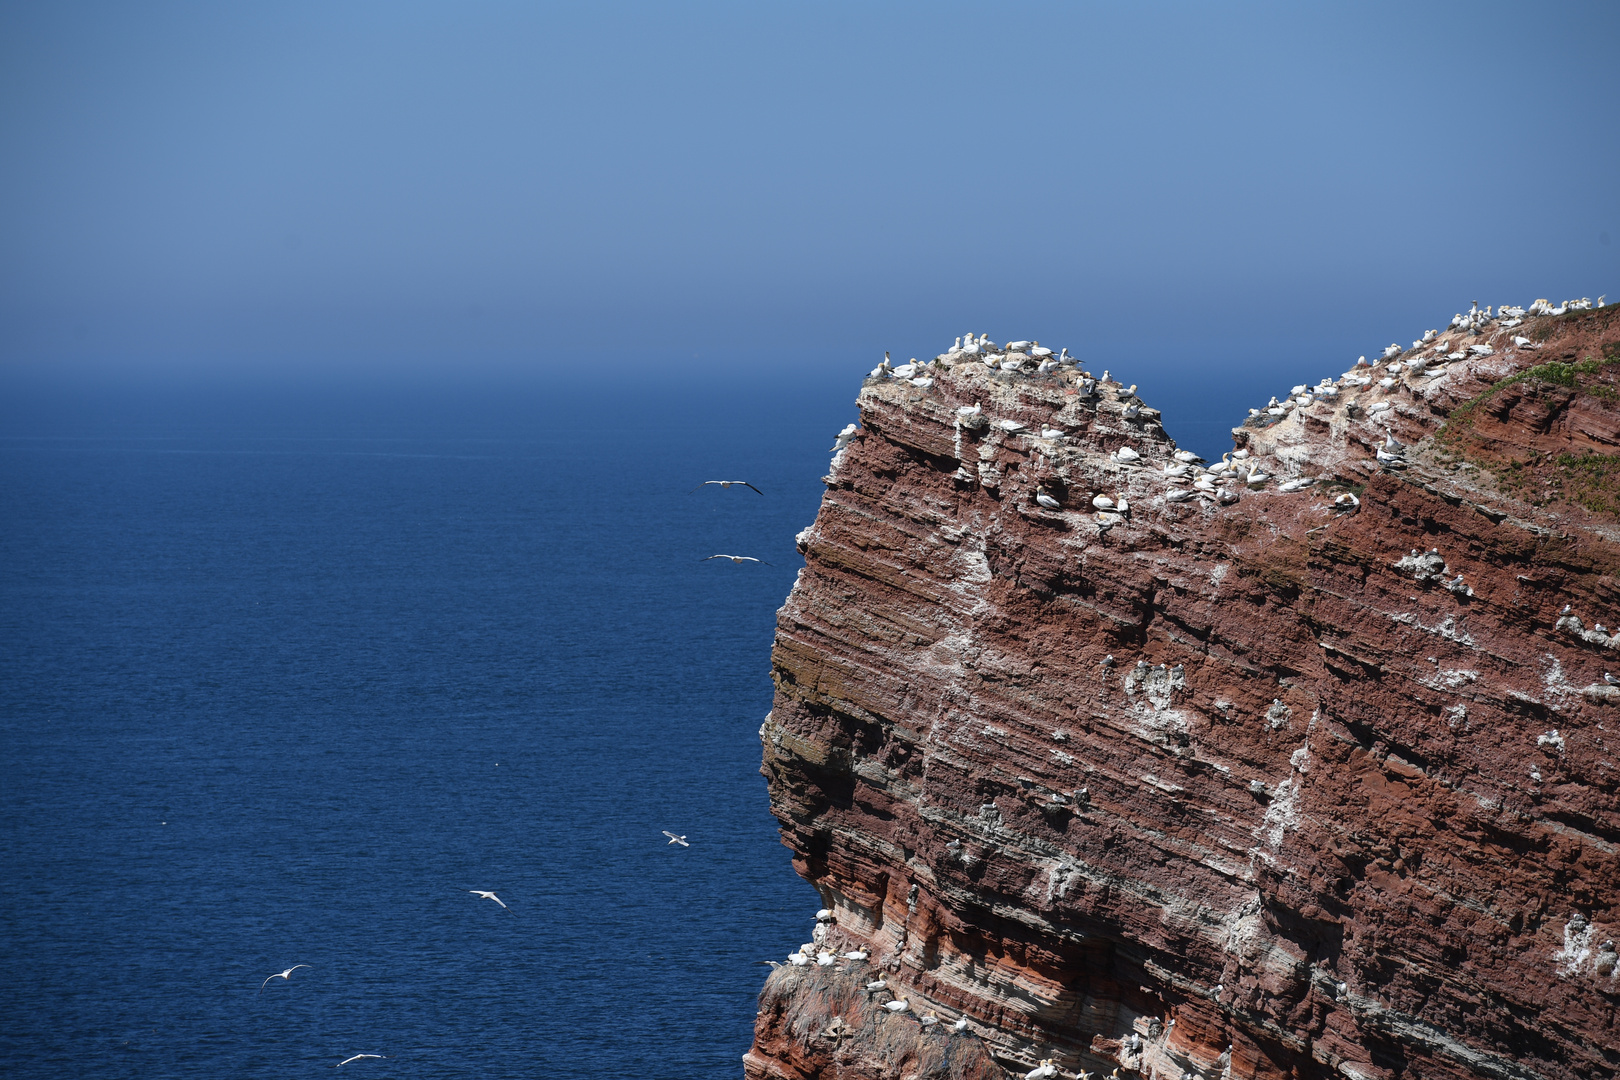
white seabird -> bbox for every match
[952,1018,969,1033]
[844,948,869,961]
[703,554,772,565]
[338,1054,387,1067]
[830,423,859,452]
[865,979,888,992]
[1092,495,1116,510]
[469,890,507,909]
[260,965,310,992]
[1035,492,1061,510]
[997,419,1029,433]
[1112,447,1141,464]
[691,480,763,495]
[662,831,690,846]
[884,999,910,1013]
[1026,1060,1059,1080]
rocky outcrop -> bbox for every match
[746,309,1620,1080]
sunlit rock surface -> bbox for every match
[747,307,1620,1080]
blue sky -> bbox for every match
[1,1,1615,435]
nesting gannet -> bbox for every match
[338,1054,387,1067]
[703,554,772,565]
[1164,489,1196,503]
[884,999,910,1013]
[997,419,1029,433]
[662,831,690,846]
[816,951,836,967]
[844,948,869,961]
[865,979,888,992]
[1277,478,1315,493]
[1112,447,1141,464]
[1025,1061,1058,1080]
[1114,497,1129,515]
[1375,447,1404,466]
[952,1018,969,1033]
[1092,495,1116,510]
[1122,404,1140,419]
[1035,492,1061,510]
[691,480,763,495]
[1040,425,1065,439]
[1334,492,1360,511]
[957,403,983,421]
[469,890,507,908]
[1173,450,1201,463]
[815,908,834,921]
[788,951,811,966]
[1606,673,1619,686]
[1245,466,1270,485]
[260,965,310,992]
[830,423,859,452]
[919,1012,939,1027]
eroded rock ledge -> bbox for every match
[747,307,1620,1080]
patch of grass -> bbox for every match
[1440,354,1620,438]
[1553,451,1620,517]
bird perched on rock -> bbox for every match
[1025,1061,1058,1080]
[884,999,909,1013]
[1036,492,1061,510]
[830,423,859,452]
[1112,446,1141,464]
[952,1017,969,1033]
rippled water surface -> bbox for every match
[0,374,845,1078]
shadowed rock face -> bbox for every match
[746,309,1620,1080]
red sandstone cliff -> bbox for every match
[746,307,1620,1080]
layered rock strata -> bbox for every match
[746,307,1620,1080]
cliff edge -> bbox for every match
[746,303,1620,1080]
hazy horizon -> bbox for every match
[3,1,1616,439]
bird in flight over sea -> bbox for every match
[260,965,310,992]
[663,831,690,847]
[690,480,763,495]
[469,890,507,909]
[703,555,771,565]
[337,1053,386,1067]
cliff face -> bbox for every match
[745,308,1620,1080]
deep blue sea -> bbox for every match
[0,372,857,1078]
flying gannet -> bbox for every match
[663,831,690,846]
[260,965,309,992]
[703,555,772,565]
[469,890,507,909]
[690,481,763,495]
[338,1054,387,1067]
